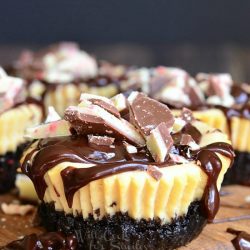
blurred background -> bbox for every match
[1,0,250,81]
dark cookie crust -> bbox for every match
[0,143,28,194]
[38,201,207,250]
[223,151,250,185]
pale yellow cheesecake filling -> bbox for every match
[230,116,250,152]
[0,104,43,155]
[29,82,118,116]
[174,108,250,153]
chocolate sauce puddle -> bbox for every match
[21,134,234,222]
[1,232,78,250]
[227,228,250,250]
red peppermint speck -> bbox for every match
[156,66,166,75]
[48,122,57,133]
[35,71,44,80]
[7,159,14,165]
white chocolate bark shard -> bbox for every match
[111,93,128,112]
[45,106,61,123]
[80,93,113,104]
[0,68,26,113]
[146,123,173,162]
[25,119,71,139]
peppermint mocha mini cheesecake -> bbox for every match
[123,67,249,184]
[0,68,43,193]
[8,43,124,115]
[21,92,234,249]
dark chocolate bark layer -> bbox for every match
[0,143,28,194]
[38,201,207,250]
[223,151,250,185]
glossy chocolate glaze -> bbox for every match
[21,128,234,221]
[195,142,234,222]
[216,104,250,120]
[172,123,202,144]
[22,136,154,200]
[227,228,250,250]
[1,232,78,250]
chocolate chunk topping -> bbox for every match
[149,75,170,96]
[180,134,194,146]
[64,106,106,135]
[181,107,195,123]
[146,122,173,162]
[86,98,121,118]
[181,123,202,144]
[147,165,163,181]
[123,142,138,153]
[186,85,204,107]
[129,93,174,136]
[64,105,145,146]
[88,135,115,146]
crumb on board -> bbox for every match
[1,203,35,216]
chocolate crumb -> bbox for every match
[95,208,100,217]
[110,202,117,207]
[147,165,163,181]
[181,108,195,123]
[88,135,115,146]
[147,122,174,162]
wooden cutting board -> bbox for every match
[0,185,249,249]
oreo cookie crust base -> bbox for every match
[223,151,250,185]
[0,143,27,194]
[38,201,207,250]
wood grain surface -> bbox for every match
[0,185,249,249]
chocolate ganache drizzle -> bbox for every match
[21,92,234,222]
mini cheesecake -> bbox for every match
[123,67,250,185]
[21,92,234,249]
[0,68,43,193]
[8,43,125,115]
